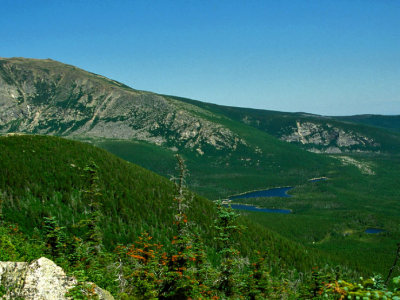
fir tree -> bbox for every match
[125,232,164,299]
[244,250,273,299]
[160,155,200,299]
[43,216,66,259]
[65,235,84,267]
[214,200,243,297]
[78,161,103,257]
[0,194,3,224]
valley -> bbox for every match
[0,57,400,294]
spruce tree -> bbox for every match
[0,194,3,224]
[160,155,200,299]
[244,250,273,299]
[125,232,164,298]
[214,200,243,297]
[79,161,103,257]
[43,216,66,259]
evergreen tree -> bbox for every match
[125,232,164,299]
[0,194,3,224]
[214,200,243,297]
[78,161,103,257]
[191,231,216,295]
[244,250,273,299]
[65,235,84,267]
[43,216,66,259]
[160,155,200,299]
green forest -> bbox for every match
[1,135,400,299]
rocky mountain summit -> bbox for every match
[1,57,398,158]
[0,58,245,154]
[0,257,113,299]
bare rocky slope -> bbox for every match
[2,57,400,158]
[0,57,245,155]
[1,57,399,157]
[278,120,379,153]
[169,96,400,154]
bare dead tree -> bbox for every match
[385,243,400,285]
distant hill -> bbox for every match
[166,95,400,155]
[334,114,400,133]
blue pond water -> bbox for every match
[229,204,291,214]
[365,228,385,234]
[228,178,326,214]
[229,186,293,200]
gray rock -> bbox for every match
[0,257,113,300]
[0,58,246,153]
[280,121,378,153]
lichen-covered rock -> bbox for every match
[0,257,113,299]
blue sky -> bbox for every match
[1,0,399,115]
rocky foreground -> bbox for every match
[0,257,113,299]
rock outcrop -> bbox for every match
[0,58,246,154]
[0,257,113,299]
[280,121,379,153]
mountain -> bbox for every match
[1,57,399,277]
[1,58,399,158]
[0,57,335,198]
[334,114,400,133]
[3,57,400,197]
[166,96,400,154]
[0,57,245,152]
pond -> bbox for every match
[228,177,327,214]
[229,204,291,214]
[365,228,385,234]
[229,186,293,200]
[227,186,293,214]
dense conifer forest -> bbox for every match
[1,134,400,299]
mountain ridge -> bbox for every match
[165,94,400,154]
[1,57,399,157]
[0,57,247,156]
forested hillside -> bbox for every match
[0,135,321,269]
[335,115,400,133]
[2,135,400,298]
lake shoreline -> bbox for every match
[224,176,328,214]
[225,176,328,200]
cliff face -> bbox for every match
[0,58,246,154]
[279,121,380,153]
[0,257,113,299]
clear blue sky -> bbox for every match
[1,0,399,115]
